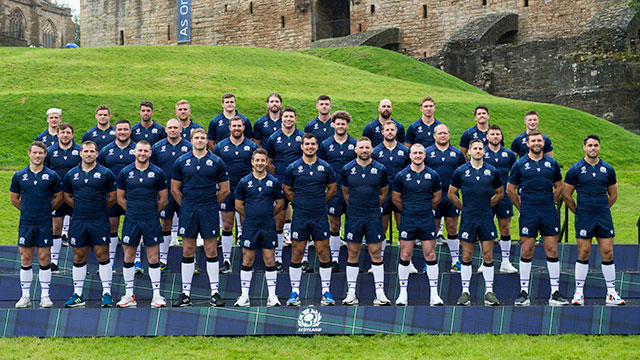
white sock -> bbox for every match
[99,262,112,295]
[602,262,617,295]
[397,262,410,297]
[380,240,386,261]
[371,262,385,296]
[123,264,135,297]
[181,260,195,296]
[51,237,62,265]
[72,263,86,296]
[483,263,494,293]
[426,261,440,297]
[547,258,560,293]
[437,218,444,236]
[330,234,341,263]
[303,242,309,262]
[62,215,70,235]
[346,264,359,295]
[240,269,252,297]
[519,258,532,293]
[160,233,171,263]
[461,262,472,293]
[20,266,32,297]
[290,265,302,294]
[275,233,283,263]
[135,244,141,263]
[319,264,332,294]
[283,221,291,236]
[172,214,179,237]
[574,261,588,296]
[222,234,233,263]
[447,237,460,264]
[500,240,511,262]
[109,236,118,266]
[207,258,220,296]
[235,212,242,234]
[265,270,277,297]
[39,267,51,297]
[149,264,161,296]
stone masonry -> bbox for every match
[0,0,75,47]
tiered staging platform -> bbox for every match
[1,243,639,336]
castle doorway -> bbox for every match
[314,0,350,41]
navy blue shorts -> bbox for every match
[434,193,460,218]
[52,202,73,218]
[344,215,384,244]
[121,219,164,247]
[219,193,235,213]
[519,210,560,238]
[575,212,615,239]
[398,215,437,241]
[18,223,53,248]
[160,193,180,219]
[179,208,219,239]
[241,220,277,250]
[327,193,347,217]
[493,196,514,219]
[291,213,329,242]
[69,219,110,247]
[459,222,498,243]
[108,203,126,218]
[381,193,399,215]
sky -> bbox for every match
[56,0,80,17]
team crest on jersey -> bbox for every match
[350,167,357,175]
[247,180,253,188]
[161,145,167,152]
[524,163,531,170]
[148,172,155,178]
[181,146,188,152]
[295,136,302,142]
[298,166,304,173]
[544,161,551,168]
[328,144,334,152]
[374,126,380,133]
[425,173,431,179]
[580,166,587,174]
[429,152,436,158]
[405,173,412,180]
[371,168,377,174]
[464,170,471,177]
[94,172,101,179]
[152,128,158,134]
[276,137,282,144]
[379,151,385,157]
[460,232,469,240]
[600,166,607,173]
[22,174,29,181]
[417,126,423,133]
[472,133,478,139]
[73,173,80,180]
[53,150,59,157]
[398,150,405,156]
[42,174,49,180]
[223,145,229,152]
[206,159,213,166]
[266,180,273,187]
[129,149,135,155]
[450,151,456,157]
[109,149,114,155]
[185,159,191,166]
[218,120,224,126]
[135,129,141,134]
[129,171,135,178]
[318,165,325,172]
[110,130,115,135]
[348,144,354,150]
[484,169,491,176]
[501,152,507,157]
[243,146,251,151]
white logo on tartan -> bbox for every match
[298,307,322,329]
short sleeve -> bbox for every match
[283,164,294,187]
[62,172,73,194]
[52,173,63,193]
[155,169,167,191]
[607,165,617,186]
[105,169,117,193]
[234,179,246,201]
[116,169,127,190]
[273,179,284,200]
[396,122,406,143]
[172,158,183,182]
[564,165,578,187]
[459,131,470,149]
[215,159,229,183]
[552,161,562,183]
[508,162,521,185]
[325,164,337,185]
[10,172,20,194]
[392,172,403,193]
[450,168,462,189]
[431,171,442,193]
[264,137,275,159]
[243,118,253,139]
[405,124,416,144]
[492,170,502,189]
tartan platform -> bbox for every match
[2,243,640,336]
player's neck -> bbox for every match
[167,136,181,145]
[378,116,391,125]
[525,127,537,134]
[29,163,44,173]
[58,141,73,150]
[268,111,280,121]
[470,158,483,169]
[179,119,191,128]
[333,133,347,143]
[476,122,489,131]
[410,163,425,172]
[318,114,330,122]
[488,143,501,152]
[223,109,237,118]
[584,156,600,166]
[47,126,57,135]
[421,115,435,125]
[435,142,449,151]
[253,169,267,179]
[356,158,371,167]
[230,136,244,145]
[140,119,153,128]
[302,154,317,165]
[97,123,110,131]
[135,161,150,171]
[81,162,96,172]
[528,151,543,161]
[383,139,396,150]
[116,139,131,148]
[193,149,208,158]
[282,126,296,136]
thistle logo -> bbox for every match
[297,306,322,333]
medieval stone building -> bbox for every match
[0,0,75,47]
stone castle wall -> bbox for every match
[0,0,75,47]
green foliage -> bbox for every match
[631,0,640,14]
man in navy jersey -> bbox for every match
[82,105,116,151]
[392,143,443,306]
[233,148,285,307]
[483,125,518,274]
[283,133,337,306]
[213,116,258,274]
[175,100,204,141]
[115,141,168,308]
[264,107,306,270]
[449,139,504,306]
[425,124,465,272]
[253,92,282,147]
[36,108,61,148]
[151,118,192,272]
[62,140,117,308]
[404,96,443,148]
[362,99,405,147]
[510,110,554,158]
[171,128,230,307]
[98,119,137,272]
[341,137,391,306]
[304,95,334,145]
[563,134,625,306]
[317,110,356,272]
[132,101,165,145]
[45,122,81,273]
[207,93,252,150]
[507,130,569,306]
[459,105,492,160]
[11,141,63,308]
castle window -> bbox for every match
[281,16,285,28]
[167,25,171,40]
[9,9,26,39]
[423,5,427,19]
[482,0,487,5]
[359,24,362,32]
[120,30,124,45]
[524,0,529,6]
[250,2,253,14]
[224,4,228,12]
[370,5,375,15]
[42,19,57,48]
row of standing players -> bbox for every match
[11,94,625,309]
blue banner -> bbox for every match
[177,0,191,43]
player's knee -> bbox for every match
[600,247,613,262]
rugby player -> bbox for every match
[82,105,116,151]
[283,133,337,306]
[449,139,504,306]
[252,92,282,146]
[207,93,252,150]
[131,101,165,145]
[115,141,168,308]
[36,108,61,148]
[171,129,230,307]
[563,134,625,306]
[11,141,63,308]
[304,95,334,145]
[510,110,553,158]
[459,105,494,160]
[233,148,285,307]
[341,137,391,306]
[175,100,204,141]
[362,99,405,147]
[392,143,444,306]
[62,140,117,308]
[507,130,569,306]
[404,96,443,148]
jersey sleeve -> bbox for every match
[116,169,127,190]
[62,172,73,194]
[283,164,294,187]
[492,170,503,189]
[449,167,462,189]
[405,124,416,144]
[607,165,617,186]
[564,165,578,186]
[509,137,519,155]
[215,158,229,183]
[155,169,167,192]
[396,123,406,143]
[317,142,327,161]
[105,169,117,193]
[234,179,246,201]
[362,123,372,138]
[81,131,90,143]
[325,164,337,185]
[508,151,517,168]
[432,171,442,193]
[544,136,553,153]
[304,121,313,133]
[264,137,275,159]
[207,119,217,141]
[172,159,184,182]
[273,178,284,200]
[392,172,403,193]
[149,144,158,165]
[243,118,253,139]
[508,162,521,185]
[380,165,389,188]
[459,131,470,149]
[52,172,62,193]
[252,120,263,142]
[552,161,562,183]
[10,172,20,194]
[212,143,221,157]
[340,164,350,186]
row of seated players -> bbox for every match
[15,95,623,308]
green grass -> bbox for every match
[2,334,639,359]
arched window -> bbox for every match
[42,19,57,48]
[8,9,26,39]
